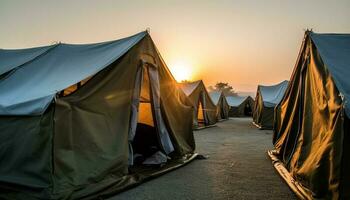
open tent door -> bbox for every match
[244,102,252,116]
[129,59,174,166]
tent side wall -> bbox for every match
[215,97,223,121]
[252,91,274,129]
[221,95,230,119]
[53,51,136,194]
[259,106,274,129]
[252,91,264,126]
[341,116,350,199]
[185,86,201,127]
[214,93,230,120]
[273,34,347,199]
[0,108,54,199]
[247,96,255,114]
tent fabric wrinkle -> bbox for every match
[271,31,350,200]
[0,31,147,116]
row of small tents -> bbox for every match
[0,30,253,199]
[179,80,255,129]
[251,31,350,200]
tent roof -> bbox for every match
[209,91,222,105]
[258,80,288,107]
[0,31,147,115]
[310,33,350,116]
[0,44,55,76]
[179,80,201,96]
[226,96,247,107]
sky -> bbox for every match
[1,0,350,94]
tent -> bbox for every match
[209,91,230,120]
[252,80,288,129]
[0,31,197,199]
[269,31,350,199]
[226,96,254,117]
[179,80,217,128]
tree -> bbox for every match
[208,82,238,96]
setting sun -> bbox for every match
[169,60,193,82]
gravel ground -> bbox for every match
[109,118,297,200]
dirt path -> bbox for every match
[109,118,296,200]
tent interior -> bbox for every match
[132,66,165,166]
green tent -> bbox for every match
[209,91,230,120]
[226,96,254,117]
[0,31,196,199]
[269,31,350,199]
[179,80,217,129]
[252,80,288,129]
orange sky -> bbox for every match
[1,0,350,94]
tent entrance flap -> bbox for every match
[197,99,204,125]
[197,91,208,126]
[129,61,174,166]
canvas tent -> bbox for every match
[0,31,197,199]
[226,96,254,117]
[252,80,288,129]
[269,31,350,200]
[209,91,230,120]
[179,80,217,128]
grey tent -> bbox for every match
[209,91,230,120]
[252,80,288,129]
[0,31,197,199]
[179,80,217,129]
[270,31,350,199]
[226,96,254,117]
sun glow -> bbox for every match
[169,60,193,82]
